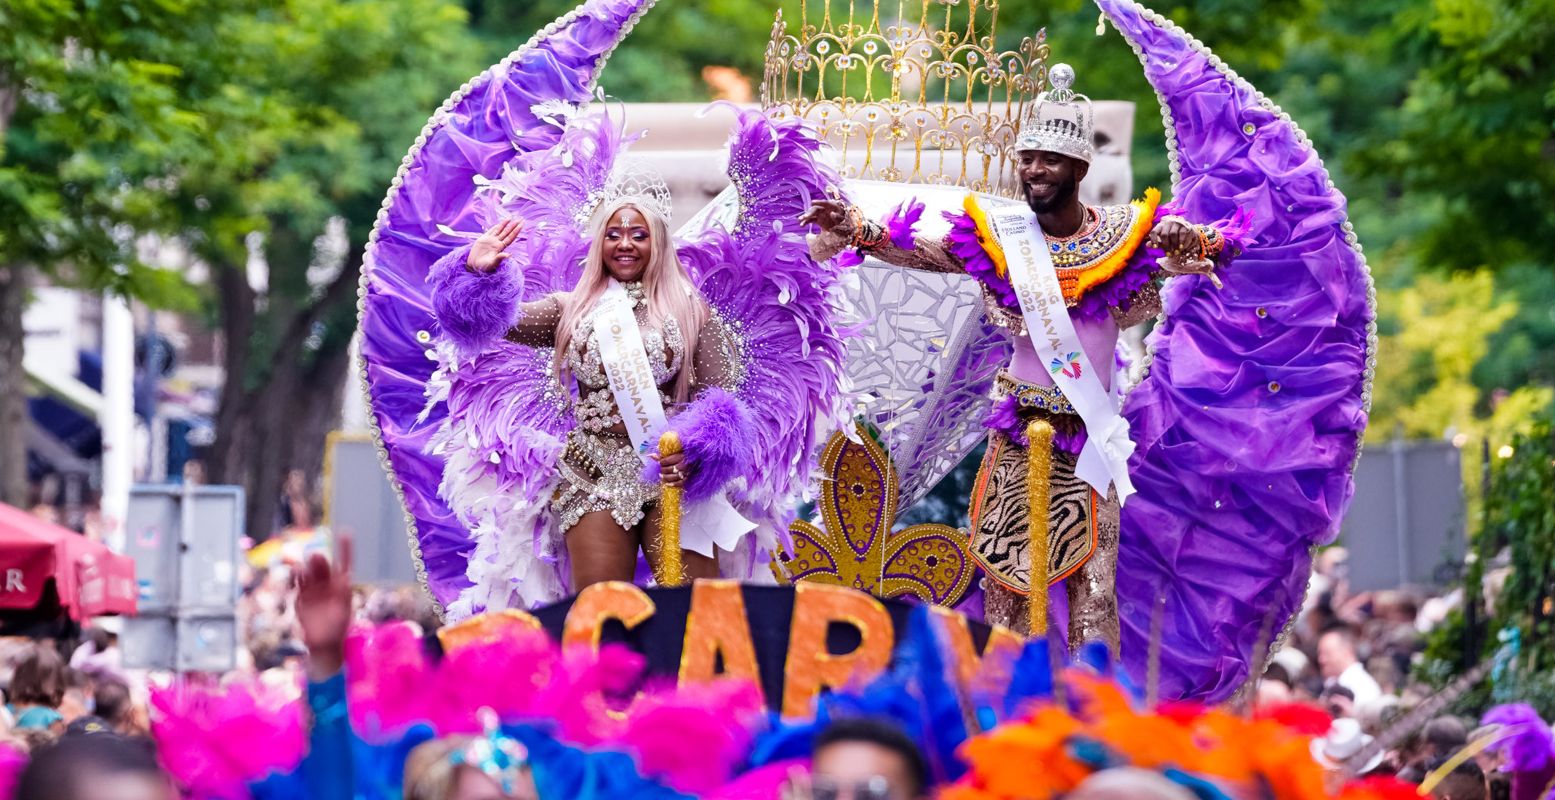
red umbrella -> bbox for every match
[0,501,136,619]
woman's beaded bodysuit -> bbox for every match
[504,282,741,533]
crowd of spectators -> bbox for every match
[0,523,441,799]
[1259,547,1511,800]
[0,536,1527,800]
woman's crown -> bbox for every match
[762,0,1051,198]
[579,159,674,226]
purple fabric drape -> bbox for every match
[1100,0,1374,701]
[357,0,653,609]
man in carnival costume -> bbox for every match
[803,63,1248,651]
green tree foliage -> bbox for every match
[0,0,206,300]
[1476,264,1555,394]
[1420,419,1555,716]
[467,0,792,100]
[1367,271,1552,445]
[3,0,484,530]
[0,0,215,505]
[154,0,484,538]
[1352,0,1555,273]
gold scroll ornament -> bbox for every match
[776,422,974,607]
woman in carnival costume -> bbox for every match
[358,0,846,619]
[418,102,846,616]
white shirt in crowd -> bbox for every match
[1335,661,1382,706]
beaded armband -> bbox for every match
[847,206,889,251]
[1158,214,1225,261]
[1198,225,1225,259]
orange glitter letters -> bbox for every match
[679,579,761,685]
[562,581,656,651]
[781,583,894,717]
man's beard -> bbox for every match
[1025,175,1078,214]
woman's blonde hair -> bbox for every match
[553,198,708,403]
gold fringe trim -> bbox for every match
[964,193,1011,279]
[655,431,685,587]
[1069,186,1161,301]
[964,188,1162,305]
[1025,420,1054,637]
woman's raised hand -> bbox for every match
[466,218,525,274]
[295,534,352,682]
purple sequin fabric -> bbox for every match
[1099,0,1374,701]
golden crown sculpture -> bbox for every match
[774,422,975,606]
[762,0,1050,197]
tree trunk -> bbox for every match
[210,244,361,542]
[0,265,29,508]
[0,72,27,508]
[0,67,18,145]
[208,264,254,490]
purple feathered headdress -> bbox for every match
[1482,704,1555,773]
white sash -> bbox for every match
[594,281,756,557]
[595,282,671,457]
[985,206,1137,504]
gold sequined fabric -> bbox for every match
[1110,281,1163,329]
[1069,491,1120,652]
[780,423,974,606]
[807,226,962,275]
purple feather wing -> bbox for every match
[1098,0,1376,701]
[677,107,850,544]
[357,0,656,613]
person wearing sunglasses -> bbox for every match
[787,717,928,800]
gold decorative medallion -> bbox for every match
[776,422,974,606]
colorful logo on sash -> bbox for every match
[1049,351,1083,379]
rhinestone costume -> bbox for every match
[528,284,743,534]
[553,285,680,531]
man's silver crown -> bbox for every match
[1015,63,1095,163]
